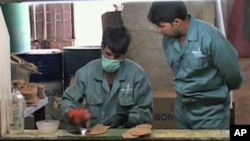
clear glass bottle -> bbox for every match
[8,81,25,134]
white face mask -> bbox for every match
[101,55,121,73]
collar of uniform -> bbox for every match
[94,59,127,82]
[186,14,199,42]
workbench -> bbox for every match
[0,129,229,141]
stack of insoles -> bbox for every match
[21,83,38,106]
[122,124,152,139]
[13,79,46,107]
[85,124,111,135]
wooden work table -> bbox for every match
[0,129,229,141]
[2,98,229,140]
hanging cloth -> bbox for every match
[227,0,250,58]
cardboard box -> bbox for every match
[152,90,178,129]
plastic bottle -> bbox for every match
[8,81,26,134]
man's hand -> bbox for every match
[103,114,127,128]
[68,109,91,125]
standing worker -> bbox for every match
[147,1,243,129]
[61,26,153,129]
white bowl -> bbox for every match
[36,120,60,134]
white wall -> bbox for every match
[73,1,114,46]
[0,7,11,135]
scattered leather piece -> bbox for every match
[122,127,139,139]
[135,123,152,129]
[130,127,152,136]
[123,123,152,138]
[85,124,110,135]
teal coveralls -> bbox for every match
[162,16,243,129]
[62,58,153,128]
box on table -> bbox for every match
[152,89,178,129]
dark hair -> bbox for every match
[147,1,187,26]
[101,26,131,54]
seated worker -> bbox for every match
[62,26,153,129]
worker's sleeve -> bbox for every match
[127,70,154,126]
[211,36,243,90]
[61,70,86,121]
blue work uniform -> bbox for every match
[62,58,153,128]
[162,15,243,129]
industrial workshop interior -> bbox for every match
[0,0,249,140]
